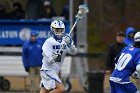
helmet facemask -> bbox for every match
[52,27,64,39]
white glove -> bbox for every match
[63,34,72,47]
[132,71,140,79]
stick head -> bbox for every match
[75,4,89,20]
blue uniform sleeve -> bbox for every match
[22,43,29,68]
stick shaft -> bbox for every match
[68,20,78,35]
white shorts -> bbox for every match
[40,70,62,90]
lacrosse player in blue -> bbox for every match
[109,32,140,93]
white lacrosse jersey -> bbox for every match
[41,37,76,74]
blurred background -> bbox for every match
[0,0,140,93]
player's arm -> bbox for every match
[63,34,77,55]
[131,64,140,79]
[132,53,140,79]
[133,64,140,79]
[42,40,59,64]
[67,43,77,55]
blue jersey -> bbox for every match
[110,46,140,84]
[22,39,43,68]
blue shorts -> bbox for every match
[109,80,138,93]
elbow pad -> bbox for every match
[68,44,77,55]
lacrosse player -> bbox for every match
[109,32,140,93]
[40,20,77,93]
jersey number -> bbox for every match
[116,53,132,71]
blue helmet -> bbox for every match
[50,20,65,39]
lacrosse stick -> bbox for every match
[68,4,89,35]
[58,4,89,54]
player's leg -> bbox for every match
[123,82,139,93]
[110,82,139,93]
[40,70,64,93]
[40,70,58,93]
[110,80,126,93]
[109,80,116,93]
[49,81,64,93]
[40,87,49,93]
